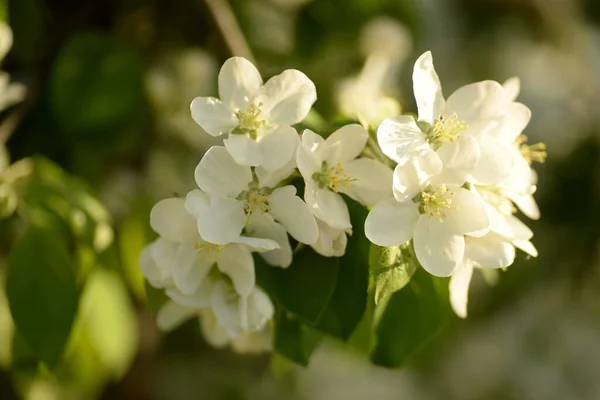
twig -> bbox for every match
[204,0,255,63]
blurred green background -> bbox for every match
[1,0,600,398]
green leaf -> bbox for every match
[371,268,451,368]
[118,197,154,301]
[313,196,369,339]
[6,226,79,368]
[144,281,169,312]
[273,308,321,367]
[49,32,143,135]
[370,243,418,306]
[255,248,339,324]
[78,269,138,379]
[20,157,114,257]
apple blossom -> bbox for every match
[190,57,316,171]
[296,124,393,230]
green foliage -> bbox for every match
[273,309,321,367]
[5,226,79,368]
[256,249,339,325]
[370,243,418,306]
[313,197,369,339]
[18,157,113,276]
[49,32,144,136]
[371,268,451,368]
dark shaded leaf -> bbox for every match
[6,226,79,368]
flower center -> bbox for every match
[427,112,468,146]
[193,242,223,262]
[237,186,272,215]
[415,185,455,221]
[516,135,546,165]
[312,161,356,192]
[234,103,267,139]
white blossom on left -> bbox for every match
[190,57,316,171]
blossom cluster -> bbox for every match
[140,50,544,350]
[365,52,544,317]
[140,57,392,350]
[0,22,27,219]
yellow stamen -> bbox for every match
[517,135,547,165]
[428,112,468,145]
[419,185,456,222]
[312,161,356,192]
[193,242,223,262]
[237,187,271,215]
[234,102,267,139]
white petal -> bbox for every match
[465,235,515,269]
[392,149,441,201]
[150,197,197,242]
[507,191,540,220]
[139,242,165,288]
[502,76,520,102]
[190,97,237,136]
[432,135,481,186]
[269,185,319,244]
[445,188,490,237]
[150,238,178,283]
[364,198,419,247]
[199,310,230,348]
[324,124,368,164]
[242,288,274,332]
[513,239,538,257]
[156,301,196,332]
[210,281,242,337]
[469,138,513,185]
[255,154,297,188]
[194,146,253,197]
[305,186,351,230]
[246,212,292,268]
[232,235,280,251]
[218,57,263,111]
[377,116,429,164]
[166,277,213,308]
[257,124,299,171]
[494,102,531,144]
[185,190,246,245]
[311,218,348,257]
[218,244,256,296]
[256,69,317,125]
[172,241,214,295]
[449,262,473,319]
[296,129,326,179]
[413,215,465,277]
[446,80,508,122]
[413,51,446,124]
[223,134,264,167]
[342,158,393,206]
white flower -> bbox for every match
[155,285,274,341]
[190,57,316,171]
[199,309,272,353]
[336,54,401,126]
[142,196,278,297]
[449,185,539,318]
[0,23,25,113]
[485,78,544,220]
[377,51,514,187]
[311,218,349,257]
[365,185,490,276]
[296,124,393,230]
[188,145,318,267]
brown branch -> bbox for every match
[204,0,255,63]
